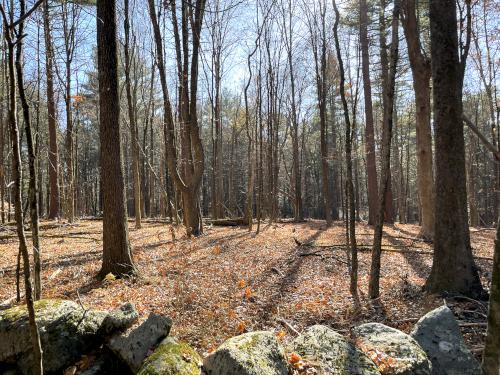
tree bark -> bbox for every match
[333,0,357,297]
[42,0,60,220]
[15,1,42,299]
[2,8,43,372]
[378,0,395,224]
[482,218,500,374]
[97,0,136,277]
[147,0,205,236]
[425,0,483,297]
[359,0,378,226]
[401,0,434,239]
[124,0,141,229]
[369,0,400,299]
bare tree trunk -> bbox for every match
[359,0,378,225]
[283,0,303,222]
[425,0,483,297]
[482,218,500,374]
[97,0,136,277]
[15,2,41,299]
[2,6,43,372]
[401,0,434,239]
[124,0,141,229]
[0,56,4,225]
[378,0,395,224]
[369,0,400,299]
[42,0,60,220]
[333,0,357,298]
[147,0,205,236]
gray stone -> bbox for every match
[353,323,432,375]
[0,299,108,374]
[99,302,138,335]
[203,331,288,375]
[137,337,202,375]
[289,325,380,374]
[410,306,481,375]
[107,313,172,372]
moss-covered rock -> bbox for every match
[0,299,137,375]
[203,331,288,375]
[137,337,202,375]
[289,325,380,374]
[353,323,432,375]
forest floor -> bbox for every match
[0,219,495,360]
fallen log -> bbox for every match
[205,217,249,226]
[294,240,493,261]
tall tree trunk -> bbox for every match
[333,0,357,298]
[0,59,4,225]
[124,0,141,229]
[378,0,394,224]
[2,9,43,372]
[401,0,434,239]
[42,0,60,220]
[15,3,42,299]
[62,2,75,223]
[425,0,483,297]
[359,0,378,225]
[369,0,400,299]
[97,0,136,277]
[482,218,500,374]
[284,0,303,222]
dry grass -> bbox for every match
[0,219,494,357]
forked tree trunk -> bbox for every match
[3,10,43,373]
[425,0,483,297]
[97,0,136,277]
[401,0,434,239]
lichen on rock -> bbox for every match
[353,322,432,375]
[137,337,202,375]
[203,331,288,375]
[289,324,380,374]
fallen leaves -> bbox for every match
[237,321,246,334]
[0,219,493,359]
[244,287,252,299]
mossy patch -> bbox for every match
[0,299,64,323]
[138,337,201,375]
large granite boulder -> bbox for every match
[0,299,137,374]
[410,306,481,375]
[203,331,288,375]
[289,325,379,374]
[353,323,432,375]
[107,313,172,372]
[137,337,202,375]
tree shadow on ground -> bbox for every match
[382,229,430,279]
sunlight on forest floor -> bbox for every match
[0,219,495,357]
